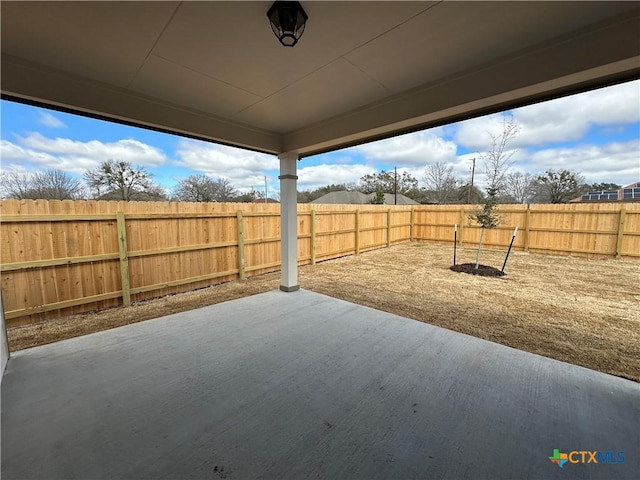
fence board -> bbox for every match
[1,199,638,326]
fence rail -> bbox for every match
[1,199,638,326]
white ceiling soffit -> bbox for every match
[1,1,639,157]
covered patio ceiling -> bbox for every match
[2,1,639,158]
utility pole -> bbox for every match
[468,157,476,204]
[264,176,268,203]
[394,165,398,205]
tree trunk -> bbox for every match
[475,227,485,269]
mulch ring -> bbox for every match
[450,263,505,277]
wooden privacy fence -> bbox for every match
[0,200,412,326]
[1,199,638,326]
[413,203,640,258]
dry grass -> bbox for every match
[8,242,640,381]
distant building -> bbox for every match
[311,191,419,205]
[571,182,640,202]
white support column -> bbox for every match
[279,152,300,292]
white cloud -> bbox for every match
[174,138,278,190]
[1,133,168,176]
[455,80,640,151]
[453,140,638,190]
[17,133,166,166]
[297,163,376,191]
[454,113,512,151]
[1,139,62,167]
[526,139,640,185]
[350,129,457,167]
[37,111,66,128]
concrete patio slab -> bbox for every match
[2,289,638,479]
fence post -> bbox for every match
[116,212,131,307]
[410,207,415,241]
[387,209,391,247]
[355,209,360,255]
[616,207,626,258]
[237,210,246,279]
[310,209,316,265]
[524,204,531,252]
[458,208,465,247]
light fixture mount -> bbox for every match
[267,1,308,47]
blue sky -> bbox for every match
[1,79,639,198]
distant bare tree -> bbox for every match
[235,188,264,203]
[174,175,238,202]
[213,178,238,202]
[0,169,84,199]
[84,160,155,200]
[0,171,32,199]
[503,172,536,204]
[31,169,85,199]
[422,161,458,204]
[534,169,584,204]
[456,183,485,204]
[358,170,419,197]
[174,175,217,202]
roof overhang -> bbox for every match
[2,1,639,157]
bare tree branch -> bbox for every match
[534,169,585,203]
[482,115,519,194]
[0,171,33,199]
[503,171,536,204]
[84,160,156,200]
[173,175,238,202]
[422,161,458,204]
[1,169,84,199]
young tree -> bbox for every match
[503,171,536,204]
[422,161,458,204]
[0,169,84,199]
[464,115,518,267]
[84,160,156,200]
[481,115,519,195]
[534,169,584,203]
[469,186,501,269]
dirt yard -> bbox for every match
[8,242,640,381]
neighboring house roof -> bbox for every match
[380,193,419,205]
[311,191,370,204]
[311,191,419,205]
[572,182,640,202]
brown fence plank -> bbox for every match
[116,212,131,307]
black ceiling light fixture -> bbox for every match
[267,1,308,47]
